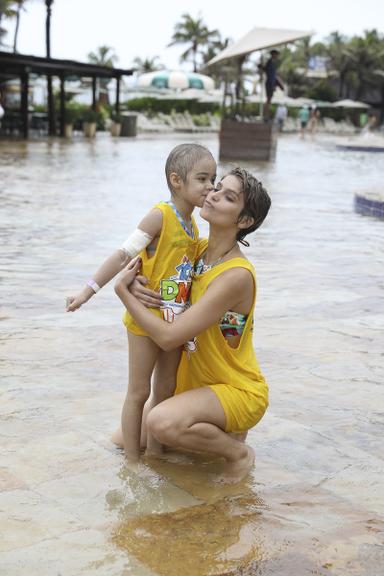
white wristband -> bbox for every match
[87,279,101,294]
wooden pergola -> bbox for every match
[0,51,133,138]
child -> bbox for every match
[66,143,217,460]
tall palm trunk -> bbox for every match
[45,0,55,135]
[192,42,197,72]
[13,3,21,52]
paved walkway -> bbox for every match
[1,133,383,575]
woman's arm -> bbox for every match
[66,209,162,311]
[115,261,253,351]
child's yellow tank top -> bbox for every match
[123,201,199,336]
[175,257,268,401]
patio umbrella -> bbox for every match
[206,27,312,116]
[332,99,369,109]
[137,71,215,91]
[207,27,312,66]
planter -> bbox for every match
[110,122,122,137]
[64,123,73,138]
[219,119,277,161]
[83,122,97,138]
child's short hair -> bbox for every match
[229,167,271,246]
[165,143,214,193]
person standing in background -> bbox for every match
[259,50,284,120]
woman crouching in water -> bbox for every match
[115,168,271,482]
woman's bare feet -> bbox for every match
[214,445,255,484]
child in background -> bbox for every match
[66,143,216,461]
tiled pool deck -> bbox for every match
[1,133,383,575]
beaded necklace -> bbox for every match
[194,244,237,275]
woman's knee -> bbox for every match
[147,407,181,445]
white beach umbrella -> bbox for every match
[137,70,215,91]
[332,99,369,109]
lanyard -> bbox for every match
[166,200,195,239]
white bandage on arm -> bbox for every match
[120,228,153,258]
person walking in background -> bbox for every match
[298,105,310,137]
[275,104,288,132]
[308,106,320,135]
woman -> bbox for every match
[115,168,271,482]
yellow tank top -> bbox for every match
[123,201,199,336]
[176,257,268,398]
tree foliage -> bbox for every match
[132,56,164,74]
[169,13,219,72]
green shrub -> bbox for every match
[122,97,220,116]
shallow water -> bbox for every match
[0,133,383,575]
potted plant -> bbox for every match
[64,107,77,138]
[82,108,99,138]
[110,112,122,137]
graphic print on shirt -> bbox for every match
[160,255,193,323]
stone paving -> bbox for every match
[0,133,383,575]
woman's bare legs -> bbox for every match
[146,387,254,482]
[120,332,159,461]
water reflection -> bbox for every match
[109,456,266,576]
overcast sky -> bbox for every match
[3,0,384,70]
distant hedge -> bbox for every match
[122,97,221,115]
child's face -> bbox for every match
[200,174,245,229]
[180,156,217,208]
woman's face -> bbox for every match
[200,174,244,229]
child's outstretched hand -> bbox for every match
[66,288,93,312]
[115,257,142,296]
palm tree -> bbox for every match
[277,45,308,97]
[87,46,118,105]
[326,31,353,97]
[88,45,118,68]
[45,0,55,134]
[132,56,164,74]
[346,30,384,100]
[201,35,232,84]
[169,13,219,72]
[13,0,27,52]
[45,0,53,56]
[0,0,17,46]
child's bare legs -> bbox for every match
[121,332,159,461]
[144,347,182,455]
[111,347,181,453]
[146,387,254,482]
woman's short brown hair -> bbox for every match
[229,167,271,246]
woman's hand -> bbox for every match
[114,257,142,297]
[130,275,162,308]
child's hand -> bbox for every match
[115,257,142,295]
[66,287,93,312]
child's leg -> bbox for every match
[121,331,159,461]
[145,347,182,455]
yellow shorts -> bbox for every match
[209,384,268,433]
[123,309,163,337]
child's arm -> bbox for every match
[66,208,162,312]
